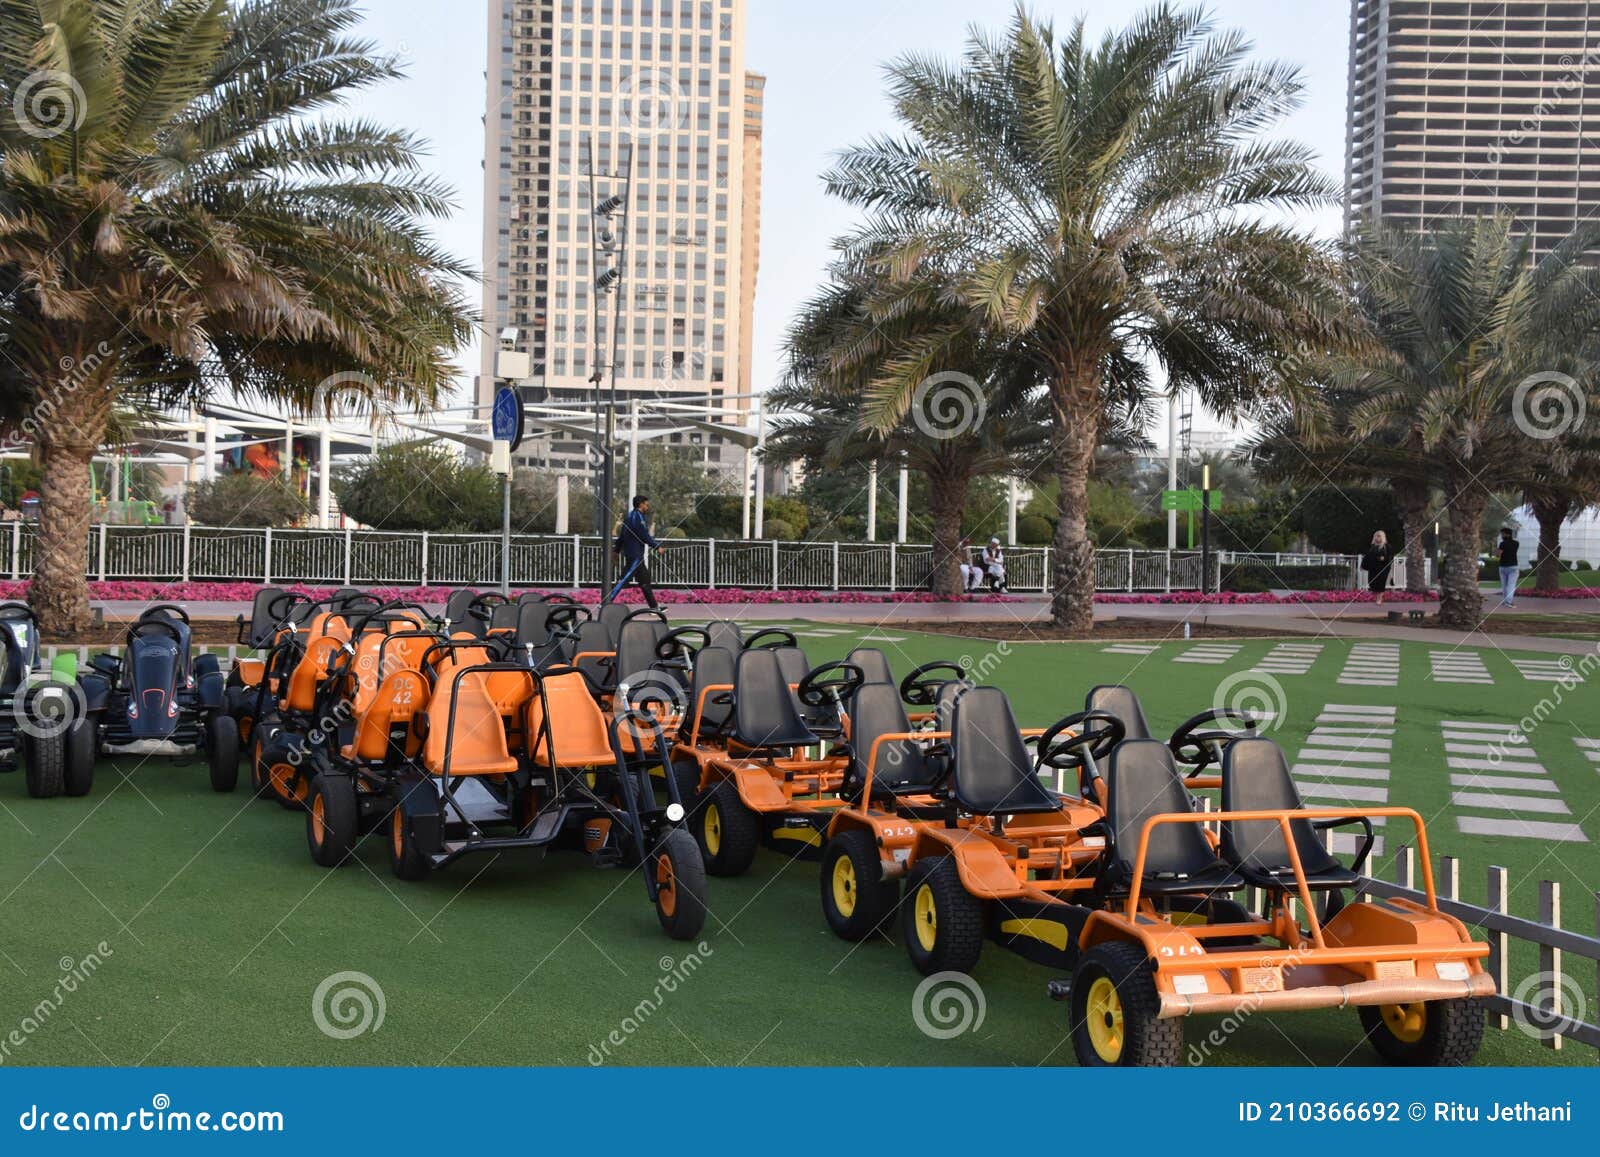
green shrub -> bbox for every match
[762,518,795,541]
[1017,513,1053,544]
[186,472,307,528]
[1222,562,1352,593]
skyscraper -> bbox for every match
[1344,0,1600,258]
[480,0,757,473]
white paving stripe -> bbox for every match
[1513,659,1584,684]
[1337,644,1401,686]
[1446,756,1547,774]
[1448,774,1563,793]
[1298,735,1391,750]
[1296,748,1390,764]
[1101,644,1158,655]
[1297,782,1390,803]
[1174,644,1241,665]
[1429,650,1494,684]
[1323,704,1396,715]
[1252,642,1323,675]
[1457,817,1589,843]
[1442,729,1525,744]
[1292,763,1392,782]
[1452,791,1572,815]
[1285,703,1401,858]
[1330,832,1385,857]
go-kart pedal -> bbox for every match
[1045,979,1072,1002]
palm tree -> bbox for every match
[774,274,1050,596]
[1341,214,1600,626]
[820,4,1352,629]
[0,0,473,632]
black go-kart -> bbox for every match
[0,601,94,798]
[78,604,240,793]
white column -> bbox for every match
[753,396,767,539]
[203,416,218,481]
[556,473,569,535]
[1007,476,1018,544]
[283,419,294,480]
[741,445,752,540]
[317,421,332,528]
[896,462,908,543]
[184,409,197,524]
[866,461,878,542]
[1167,391,1179,549]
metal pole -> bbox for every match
[753,396,767,539]
[741,445,752,539]
[1166,392,1179,549]
[1200,463,1212,595]
[203,415,217,481]
[501,471,512,595]
[627,398,640,500]
[866,461,878,542]
[896,462,908,543]
[283,419,293,480]
[1007,476,1018,544]
[556,473,570,535]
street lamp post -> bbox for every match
[586,136,634,594]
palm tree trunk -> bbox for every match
[1529,495,1572,594]
[1438,480,1487,629]
[926,465,971,598]
[1048,375,1099,633]
[33,442,96,635]
[1393,478,1429,594]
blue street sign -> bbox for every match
[492,386,524,451]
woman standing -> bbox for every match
[1362,530,1393,605]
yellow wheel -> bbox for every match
[913,882,938,952]
[1069,941,1181,1066]
[820,830,897,941]
[832,855,857,917]
[704,802,723,858]
[1379,1002,1428,1044]
[1084,977,1126,1063]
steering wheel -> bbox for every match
[615,672,684,724]
[141,603,190,624]
[265,591,311,624]
[796,661,866,708]
[535,592,577,605]
[1036,710,1127,771]
[1169,708,1258,777]
[468,593,510,623]
[623,607,669,627]
[0,601,34,621]
[544,604,591,641]
[655,626,708,664]
[899,660,968,707]
[129,618,185,646]
[744,628,798,651]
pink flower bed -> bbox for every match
[0,579,1448,607]
[1525,586,1600,600]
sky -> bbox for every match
[343,1,1356,435]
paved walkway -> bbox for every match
[89,592,1600,655]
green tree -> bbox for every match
[334,442,500,532]
[186,471,306,528]
[1341,214,1600,626]
[820,5,1350,628]
[0,0,472,631]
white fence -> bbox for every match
[0,522,1370,594]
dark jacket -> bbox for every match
[614,508,658,563]
[1498,538,1519,568]
[1361,543,1392,575]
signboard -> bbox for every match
[491,386,524,452]
[1161,488,1218,512]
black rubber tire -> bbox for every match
[693,780,760,877]
[820,829,899,941]
[307,774,360,867]
[206,713,240,793]
[257,731,309,810]
[1359,998,1484,1066]
[62,719,95,797]
[248,730,273,800]
[1069,940,1183,1067]
[652,827,708,940]
[22,733,65,799]
[668,757,704,816]
[901,855,984,976]
[387,807,431,881]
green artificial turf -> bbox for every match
[0,625,1594,1068]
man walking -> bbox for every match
[1497,526,1520,607]
[608,494,661,609]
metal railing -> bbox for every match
[0,521,1370,595]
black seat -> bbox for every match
[728,649,818,751]
[512,602,553,648]
[615,618,669,683]
[842,682,938,800]
[772,645,810,688]
[1103,740,1243,897]
[243,587,286,648]
[705,620,742,653]
[846,647,894,686]
[1221,738,1367,890]
[489,602,521,634]
[569,620,616,690]
[933,679,974,730]
[948,687,1061,816]
[687,646,737,738]
[598,603,631,638]
[1085,684,1152,740]
[443,590,479,633]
